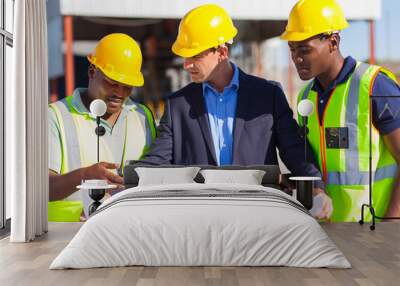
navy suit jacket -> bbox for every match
[139,69,321,178]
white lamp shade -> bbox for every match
[298,99,314,117]
[89,99,107,117]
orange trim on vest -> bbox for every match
[369,68,381,96]
[316,87,337,183]
[369,68,382,133]
[319,126,327,182]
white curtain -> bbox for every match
[8,0,48,242]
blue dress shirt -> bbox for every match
[202,63,239,165]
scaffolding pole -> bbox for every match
[64,16,75,96]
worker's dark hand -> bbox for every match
[82,162,124,185]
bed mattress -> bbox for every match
[50,183,351,269]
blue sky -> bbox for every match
[340,0,400,61]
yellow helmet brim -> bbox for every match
[87,55,144,87]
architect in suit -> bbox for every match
[137,4,333,219]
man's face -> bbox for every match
[88,67,133,115]
[183,48,221,83]
[288,35,334,80]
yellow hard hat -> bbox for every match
[280,0,349,42]
[172,4,237,58]
[87,33,144,87]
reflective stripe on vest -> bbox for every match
[138,103,156,142]
[298,62,398,221]
[49,99,81,174]
[136,103,156,158]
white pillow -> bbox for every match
[135,167,201,186]
[200,169,266,185]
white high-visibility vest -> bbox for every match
[48,89,155,221]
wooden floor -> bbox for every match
[0,222,399,286]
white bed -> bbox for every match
[50,183,351,269]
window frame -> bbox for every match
[0,0,13,231]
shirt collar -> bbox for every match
[70,88,136,118]
[202,62,239,95]
[70,88,90,114]
[313,56,357,94]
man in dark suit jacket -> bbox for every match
[142,70,315,171]
[137,4,333,219]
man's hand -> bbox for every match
[311,188,333,220]
[49,162,124,201]
[82,162,124,185]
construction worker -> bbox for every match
[48,33,156,222]
[137,4,333,219]
[281,0,400,222]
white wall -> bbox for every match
[60,0,381,20]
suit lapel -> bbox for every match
[232,70,250,164]
[188,84,218,164]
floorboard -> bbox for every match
[0,222,399,286]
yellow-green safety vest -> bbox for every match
[298,62,399,222]
[48,95,156,222]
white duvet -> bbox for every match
[50,183,351,269]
